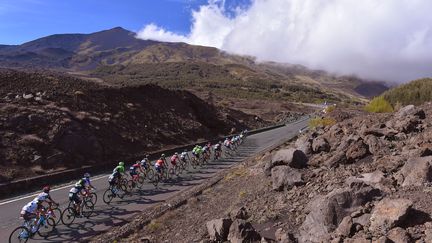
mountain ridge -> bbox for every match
[0,27,388,104]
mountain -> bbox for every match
[0,27,388,113]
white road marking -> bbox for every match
[0,174,109,206]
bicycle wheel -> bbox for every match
[121,179,131,193]
[117,184,127,199]
[103,189,114,204]
[88,192,97,205]
[9,226,29,243]
[50,208,62,225]
[136,175,145,189]
[81,200,94,218]
[61,207,76,226]
[168,167,176,178]
[175,165,182,176]
[145,169,154,182]
[37,218,55,237]
[152,173,160,187]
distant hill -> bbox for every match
[0,27,388,104]
[382,78,432,106]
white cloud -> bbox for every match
[137,0,432,82]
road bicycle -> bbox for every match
[127,173,145,191]
[151,166,170,187]
[103,181,127,204]
[81,187,97,205]
[61,197,95,226]
[9,209,55,243]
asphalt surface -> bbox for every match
[0,118,309,242]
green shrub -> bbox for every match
[325,105,336,113]
[364,96,394,113]
[309,117,336,129]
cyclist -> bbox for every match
[224,137,232,150]
[192,145,201,159]
[170,152,179,167]
[140,155,150,170]
[108,161,125,189]
[214,141,222,158]
[82,173,96,189]
[69,180,85,217]
[20,199,43,224]
[155,157,165,175]
[129,162,141,178]
[180,149,189,163]
[202,144,210,161]
[33,186,59,207]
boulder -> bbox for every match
[335,216,354,237]
[352,213,371,227]
[346,171,391,192]
[229,207,249,220]
[369,199,412,233]
[398,156,432,187]
[275,228,295,243]
[271,148,308,169]
[394,105,425,120]
[325,151,346,167]
[228,219,261,243]
[387,227,411,243]
[346,139,370,163]
[295,136,312,155]
[363,135,389,156]
[271,166,304,191]
[298,182,382,243]
[206,218,233,241]
[312,137,330,153]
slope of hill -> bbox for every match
[0,27,390,124]
[381,78,432,106]
[0,68,259,182]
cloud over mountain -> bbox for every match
[137,0,432,82]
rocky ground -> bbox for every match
[119,103,432,243]
[0,68,265,182]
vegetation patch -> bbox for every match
[364,96,394,113]
[382,78,432,106]
[309,117,337,129]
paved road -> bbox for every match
[0,118,308,242]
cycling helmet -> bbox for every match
[84,173,90,178]
[119,161,125,166]
[161,153,166,157]
[175,152,178,155]
[43,186,50,193]
[145,154,149,158]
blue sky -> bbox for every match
[0,0,251,45]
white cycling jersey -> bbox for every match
[69,187,79,194]
[180,152,187,158]
[33,192,49,202]
[22,201,38,213]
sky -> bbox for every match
[2,0,432,82]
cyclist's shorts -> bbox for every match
[129,171,137,177]
[171,160,177,166]
[21,211,36,221]
[155,165,161,173]
[69,193,82,204]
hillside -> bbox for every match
[382,78,432,106]
[95,104,432,243]
[0,27,388,112]
[0,68,260,182]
